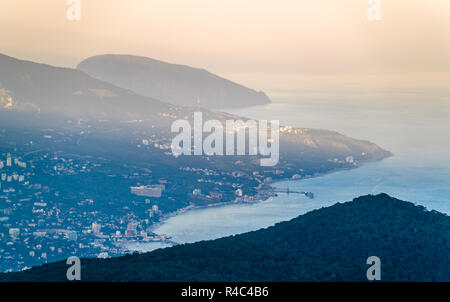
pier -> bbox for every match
[273,188,314,199]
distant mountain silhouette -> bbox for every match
[0,53,171,120]
[0,54,391,162]
[0,52,391,165]
[77,54,271,109]
[2,194,448,282]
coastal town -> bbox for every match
[0,109,378,272]
[0,144,298,272]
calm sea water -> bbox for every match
[129,91,450,251]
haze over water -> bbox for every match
[128,88,450,252]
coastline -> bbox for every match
[138,156,392,248]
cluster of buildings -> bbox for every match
[0,150,174,272]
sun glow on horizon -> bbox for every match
[0,0,449,93]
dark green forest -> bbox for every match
[1,194,449,282]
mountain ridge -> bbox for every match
[77,54,271,109]
[1,193,448,282]
[0,52,172,119]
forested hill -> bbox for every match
[1,194,449,282]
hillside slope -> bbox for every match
[2,194,449,282]
[77,54,271,109]
[0,52,391,165]
[0,53,171,120]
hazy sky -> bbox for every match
[1,0,449,94]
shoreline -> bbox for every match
[140,157,391,247]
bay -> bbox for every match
[128,90,450,251]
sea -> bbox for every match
[128,89,450,252]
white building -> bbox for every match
[92,222,102,234]
[131,185,165,198]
